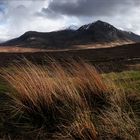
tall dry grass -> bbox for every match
[0,60,140,140]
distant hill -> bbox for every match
[1,20,140,50]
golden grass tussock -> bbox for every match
[0,60,140,139]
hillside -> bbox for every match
[0,42,139,72]
[1,20,140,50]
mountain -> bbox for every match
[78,20,140,42]
[1,20,140,50]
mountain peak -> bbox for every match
[93,20,113,27]
[94,20,106,24]
[78,20,116,32]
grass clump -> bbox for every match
[0,60,139,140]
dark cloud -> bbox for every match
[36,7,63,19]
[40,0,139,18]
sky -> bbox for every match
[0,0,140,41]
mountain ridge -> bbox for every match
[1,20,140,49]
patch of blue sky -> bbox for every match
[0,2,7,14]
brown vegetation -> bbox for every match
[0,60,140,140]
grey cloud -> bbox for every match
[0,7,4,14]
[0,2,7,21]
[40,0,139,18]
[36,7,63,19]
[0,2,6,14]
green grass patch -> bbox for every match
[103,70,140,93]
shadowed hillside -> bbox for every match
[1,20,140,49]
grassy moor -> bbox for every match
[0,1,140,139]
[0,60,139,139]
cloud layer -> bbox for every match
[42,0,140,17]
[0,0,140,41]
